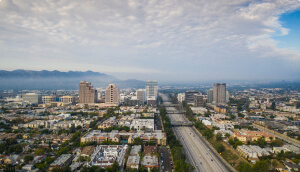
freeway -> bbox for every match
[169,113,230,172]
[160,93,230,172]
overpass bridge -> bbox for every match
[171,121,194,127]
[167,110,185,114]
[163,104,179,107]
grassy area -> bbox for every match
[208,136,250,169]
[193,120,252,171]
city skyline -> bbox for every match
[1,0,300,82]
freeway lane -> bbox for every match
[169,114,230,172]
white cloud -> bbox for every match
[0,0,300,81]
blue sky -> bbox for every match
[0,0,300,82]
[275,10,300,53]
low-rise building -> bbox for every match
[126,155,140,169]
[248,145,270,157]
[81,130,166,145]
[130,145,142,155]
[236,145,258,161]
[22,164,35,171]
[49,154,73,171]
[214,130,234,137]
[80,146,96,157]
[130,119,154,131]
[233,129,275,142]
[88,145,128,168]
[141,155,159,171]
[98,117,116,129]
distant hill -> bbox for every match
[0,69,109,78]
[0,70,145,90]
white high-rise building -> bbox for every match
[226,90,230,103]
[177,93,185,102]
[105,84,119,104]
[136,89,146,104]
[146,80,158,99]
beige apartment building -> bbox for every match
[79,81,97,103]
[234,129,275,143]
[61,96,75,104]
[42,96,56,104]
[105,84,119,104]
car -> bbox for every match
[200,162,202,165]
[211,159,213,161]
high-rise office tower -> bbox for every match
[136,89,146,104]
[105,84,119,104]
[185,91,199,104]
[213,83,226,104]
[79,81,97,103]
[207,89,213,103]
[146,80,158,99]
[194,94,204,107]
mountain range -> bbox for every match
[0,70,145,90]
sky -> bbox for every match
[0,0,300,82]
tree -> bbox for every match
[270,139,283,147]
[204,111,211,117]
[35,163,47,171]
[171,146,184,161]
[225,133,230,138]
[203,129,214,139]
[271,102,276,110]
[234,141,243,149]
[150,167,159,172]
[256,137,267,148]
[174,159,195,172]
[24,155,34,163]
[228,138,235,146]
[252,160,269,172]
[76,125,82,130]
[111,161,120,172]
[238,113,245,118]
[35,148,45,155]
[194,121,205,130]
[237,162,252,172]
[230,114,236,120]
[70,124,76,133]
[133,137,143,145]
[216,143,225,153]
[216,133,222,141]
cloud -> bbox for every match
[0,0,300,81]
